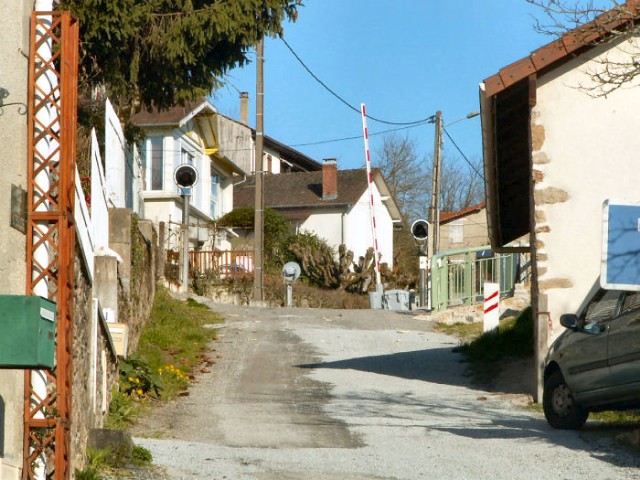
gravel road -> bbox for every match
[132,302,640,479]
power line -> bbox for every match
[279,35,432,126]
[443,126,484,179]
[290,120,432,147]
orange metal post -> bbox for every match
[24,11,78,480]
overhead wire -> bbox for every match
[442,127,484,179]
[279,35,433,126]
[290,120,432,147]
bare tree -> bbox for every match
[439,157,485,212]
[373,133,431,222]
[527,0,640,96]
[373,134,484,274]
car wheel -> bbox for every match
[543,370,588,429]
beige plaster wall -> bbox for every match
[439,210,490,253]
[532,34,640,340]
[0,2,31,478]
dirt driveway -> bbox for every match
[133,302,640,479]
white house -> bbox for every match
[233,159,403,268]
[131,100,246,250]
[480,3,640,395]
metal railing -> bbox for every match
[166,250,254,280]
[431,245,522,312]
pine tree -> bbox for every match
[60,0,301,115]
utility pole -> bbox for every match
[181,192,190,293]
[429,111,443,257]
[253,37,265,302]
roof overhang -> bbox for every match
[479,2,640,252]
[480,77,534,252]
[372,172,403,222]
[213,154,246,177]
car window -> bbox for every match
[621,291,640,315]
[584,290,621,323]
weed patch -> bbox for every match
[447,308,533,385]
[455,308,533,362]
[107,287,223,426]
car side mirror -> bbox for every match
[560,314,580,330]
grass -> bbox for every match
[454,308,533,362]
[107,287,223,428]
[135,287,223,398]
[76,445,154,480]
[439,308,534,385]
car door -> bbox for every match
[606,290,640,394]
[561,289,620,396]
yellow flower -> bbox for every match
[137,389,143,395]
[128,377,134,382]
[135,378,140,383]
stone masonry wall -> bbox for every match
[71,252,119,473]
[119,216,159,353]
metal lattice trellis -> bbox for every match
[24,11,78,480]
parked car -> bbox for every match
[543,288,640,429]
[218,263,248,278]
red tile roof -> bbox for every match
[440,201,486,224]
[483,1,640,97]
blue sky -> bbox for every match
[210,1,562,171]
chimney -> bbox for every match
[240,92,249,124]
[322,158,338,200]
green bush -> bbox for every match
[132,445,153,466]
[119,354,163,398]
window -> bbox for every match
[449,221,463,244]
[181,149,194,165]
[210,174,220,218]
[149,137,163,190]
[621,291,640,315]
[584,290,621,324]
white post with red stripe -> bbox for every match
[361,103,382,288]
[483,283,500,332]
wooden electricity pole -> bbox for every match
[253,37,265,301]
[429,111,443,257]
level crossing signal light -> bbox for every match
[174,164,199,188]
[410,219,429,242]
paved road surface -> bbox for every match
[133,302,640,479]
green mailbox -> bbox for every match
[0,295,56,369]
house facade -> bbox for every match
[480,3,640,397]
[234,160,403,268]
[0,2,31,478]
[132,100,246,251]
[438,202,489,253]
[215,93,321,176]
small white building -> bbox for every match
[131,100,246,250]
[233,159,403,268]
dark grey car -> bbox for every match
[543,288,640,429]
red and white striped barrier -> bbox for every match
[360,104,382,287]
[483,283,500,332]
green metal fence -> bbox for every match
[430,245,519,312]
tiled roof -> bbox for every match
[483,0,640,97]
[440,201,486,224]
[234,169,379,209]
[131,99,213,126]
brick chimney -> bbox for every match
[240,92,249,124]
[322,158,338,200]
